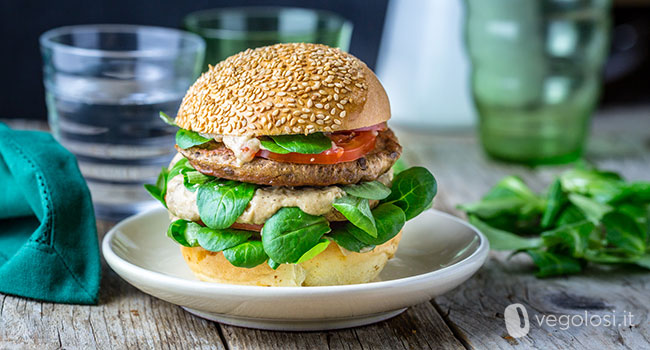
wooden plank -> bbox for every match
[220,302,465,350]
[0,222,228,350]
[393,112,650,349]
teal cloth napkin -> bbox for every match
[0,122,100,304]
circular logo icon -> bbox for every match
[504,303,530,338]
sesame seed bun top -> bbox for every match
[174,43,390,136]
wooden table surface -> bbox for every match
[1,108,649,349]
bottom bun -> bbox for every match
[180,232,402,286]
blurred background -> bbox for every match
[2,0,649,122]
[2,0,649,220]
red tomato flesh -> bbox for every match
[230,222,263,232]
[256,122,386,164]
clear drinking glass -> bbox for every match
[40,25,205,220]
[465,0,611,164]
[183,7,352,69]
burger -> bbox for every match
[146,43,437,286]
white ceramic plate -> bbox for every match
[103,208,488,331]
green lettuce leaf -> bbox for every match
[176,129,211,149]
[541,179,567,228]
[568,193,612,223]
[267,258,281,270]
[167,220,202,247]
[223,241,268,268]
[268,133,332,154]
[259,137,291,154]
[525,249,583,277]
[348,203,405,246]
[384,166,437,220]
[332,195,377,237]
[602,211,646,256]
[541,220,595,258]
[196,179,257,229]
[196,227,252,252]
[468,215,542,251]
[342,181,391,200]
[159,112,177,126]
[144,166,169,207]
[327,227,375,253]
[296,239,331,264]
[182,170,212,192]
[261,207,331,264]
[460,176,544,219]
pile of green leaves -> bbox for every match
[146,151,437,269]
[459,164,650,277]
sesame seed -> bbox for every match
[174,43,367,135]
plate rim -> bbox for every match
[102,207,489,297]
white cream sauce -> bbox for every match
[199,133,260,166]
[166,178,345,225]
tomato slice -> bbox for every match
[230,222,263,232]
[256,122,386,164]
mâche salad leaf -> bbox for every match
[197,179,257,229]
[327,226,375,253]
[541,179,566,228]
[468,215,542,251]
[526,249,583,278]
[296,239,331,264]
[197,227,252,252]
[342,181,391,200]
[223,241,269,268]
[332,195,377,237]
[261,207,331,264]
[159,112,177,126]
[183,170,212,192]
[348,203,406,246]
[167,220,202,247]
[144,166,169,207]
[384,166,437,220]
[159,111,211,149]
[327,166,435,249]
[460,164,650,277]
[267,258,281,270]
[259,138,291,154]
[176,129,211,149]
[267,133,332,154]
[144,157,199,207]
[602,212,646,255]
